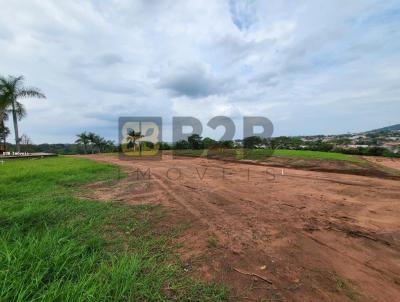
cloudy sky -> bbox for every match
[1,0,399,143]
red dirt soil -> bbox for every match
[76,154,400,301]
[364,156,400,173]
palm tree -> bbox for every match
[91,135,105,153]
[0,115,10,153]
[0,95,9,152]
[75,132,90,154]
[126,130,144,151]
[0,126,10,153]
[105,140,115,152]
[87,132,98,154]
[0,75,45,152]
[1,90,9,152]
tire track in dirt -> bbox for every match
[143,169,268,256]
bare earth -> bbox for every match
[77,154,400,301]
[363,156,400,173]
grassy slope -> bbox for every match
[251,149,361,162]
[173,149,360,162]
[0,157,228,301]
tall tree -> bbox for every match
[126,130,143,151]
[105,140,115,152]
[188,134,203,149]
[91,135,105,153]
[20,134,32,153]
[0,95,10,152]
[87,132,98,154]
[243,136,262,149]
[75,132,90,154]
[0,75,45,152]
[0,119,10,153]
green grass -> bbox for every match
[0,157,228,301]
[246,149,361,162]
[173,148,361,163]
[207,236,218,248]
[335,276,360,301]
[172,149,208,157]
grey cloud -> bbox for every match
[250,72,279,86]
[0,0,399,143]
[89,80,145,95]
[0,27,12,41]
[213,34,276,67]
[98,53,124,66]
[158,65,229,98]
[70,53,125,69]
[66,55,144,95]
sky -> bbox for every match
[0,0,399,143]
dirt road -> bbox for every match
[78,154,400,301]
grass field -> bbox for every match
[174,148,361,162]
[245,149,361,162]
[0,157,228,301]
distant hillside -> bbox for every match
[367,124,400,133]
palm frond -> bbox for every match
[0,109,9,121]
[11,75,24,88]
[75,132,90,144]
[0,76,11,87]
[0,93,9,110]
[0,75,23,93]
[0,80,13,106]
[15,102,27,120]
[17,87,46,99]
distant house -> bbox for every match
[383,142,400,153]
[322,136,335,142]
[233,139,243,148]
[254,144,268,149]
[348,144,370,148]
[301,137,319,142]
[337,144,369,150]
[350,135,368,144]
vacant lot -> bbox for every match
[80,153,400,301]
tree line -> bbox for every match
[75,132,116,154]
[166,134,400,157]
[240,135,400,157]
[171,134,235,150]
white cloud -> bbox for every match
[0,0,399,143]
